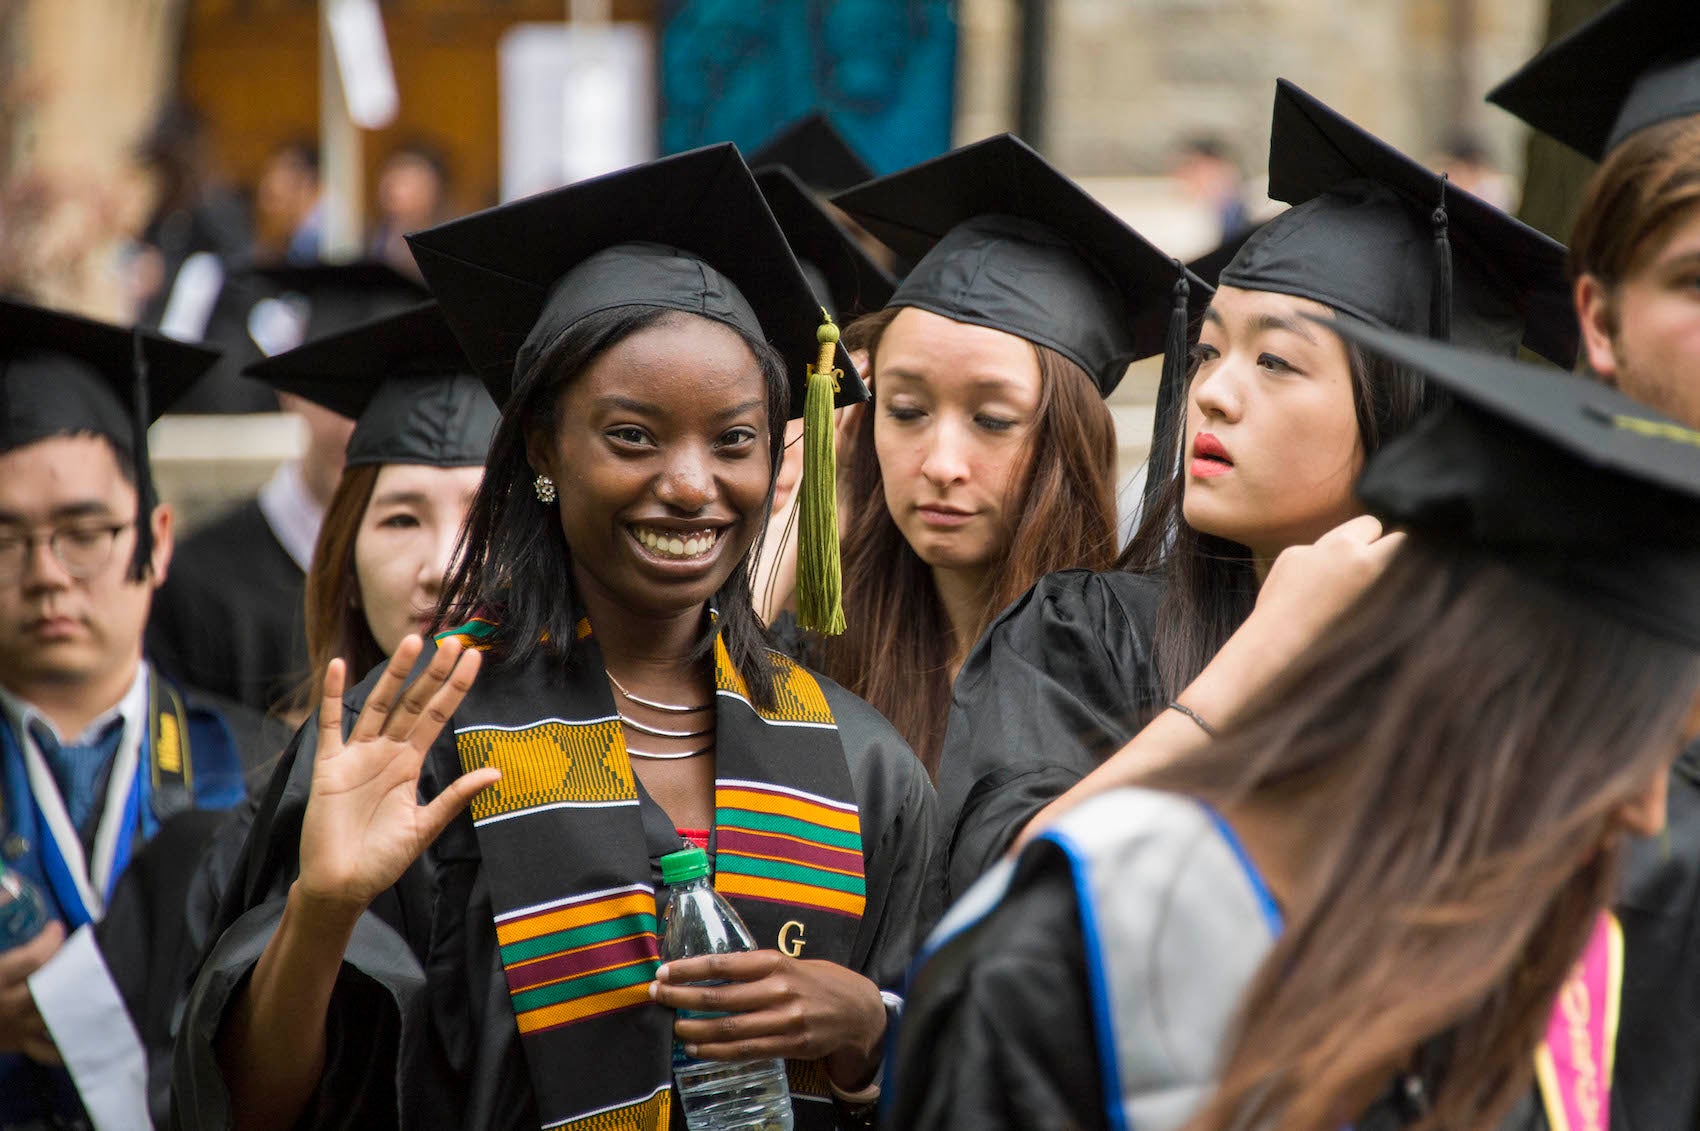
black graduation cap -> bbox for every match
[244,302,499,470]
[748,112,877,193]
[0,297,221,578]
[1221,80,1578,368]
[248,261,430,354]
[1487,0,1700,161]
[830,133,1206,397]
[405,143,862,412]
[754,165,896,322]
[405,143,863,634]
[1328,313,1700,650]
[1186,223,1262,290]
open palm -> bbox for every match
[296,637,499,914]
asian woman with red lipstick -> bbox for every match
[936,81,1583,901]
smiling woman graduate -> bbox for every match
[173,146,937,1131]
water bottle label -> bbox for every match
[671,1005,731,1069]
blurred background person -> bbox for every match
[147,262,428,717]
[368,138,455,280]
[252,139,322,267]
[1436,130,1514,210]
[1170,134,1251,244]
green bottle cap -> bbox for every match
[661,846,710,885]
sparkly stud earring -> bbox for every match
[534,474,557,504]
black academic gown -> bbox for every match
[1606,742,1700,1131]
[894,836,1472,1131]
[173,645,937,1131]
[936,569,1166,903]
[148,499,309,715]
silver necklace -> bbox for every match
[618,713,713,739]
[606,669,712,715]
[625,743,714,761]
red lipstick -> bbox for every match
[1190,432,1233,479]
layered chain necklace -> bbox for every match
[607,669,714,760]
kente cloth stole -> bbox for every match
[1534,911,1622,1131]
[441,619,865,1131]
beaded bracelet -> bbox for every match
[1167,699,1219,739]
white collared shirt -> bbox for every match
[0,660,149,753]
[256,460,326,573]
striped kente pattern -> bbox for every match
[497,885,660,1037]
[715,783,866,919]
[716,644,834,725]
[457,719,634,823]
[550,1084,672,1130]
[434,617,500,651]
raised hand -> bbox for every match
[1244,514,1407,677]
[295,636,498,916]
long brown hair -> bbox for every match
[1140,543,1700,1130]
[819,306,1118,775]
[1571,114,1700,292]
[1122,333,1438,698]
[299,463,384,709]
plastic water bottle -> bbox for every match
[0,863,47,949]
[660,847,794,1131]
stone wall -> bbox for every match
[960,0,1545,177]
[957,0,1550,487]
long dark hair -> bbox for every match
[297,462,384,712]
[1122,334,1438,698]
[436,306,788,707]
[1145,542,1700,1130]
[818,306,1118,776]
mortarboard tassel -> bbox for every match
[1142,264,1192,518]
[1429,174,1453,343]
[796,311,846,636]
[129,330,156,582]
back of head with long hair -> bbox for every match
[298,462,384,712]
[435,306,788,707]
[819,305,1119,776]
[1122,333,1438,699]
[1141,542,1700,1131]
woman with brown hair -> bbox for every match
[254,302,499,711]
[933,81,1581,902]
[770,133,1198,778]
[891,318,1700,1131]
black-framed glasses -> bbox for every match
[0,521,135,584]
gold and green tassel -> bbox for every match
[796,311,846,635]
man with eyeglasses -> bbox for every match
[0,299,267,1129]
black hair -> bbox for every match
[386,138,452,190]
[1121,337,1442,697]
[1178,134,1238,167]
[272,139,321,179]
[437,306,788,706]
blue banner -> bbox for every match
[659,0,957,176]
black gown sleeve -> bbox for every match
[888,843,1106,1131]
[92,809,230,1126]
[170,680,439,1131]
[936,570,1166,902]
[1606,739,1700,1131]
[820,679,942,990]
